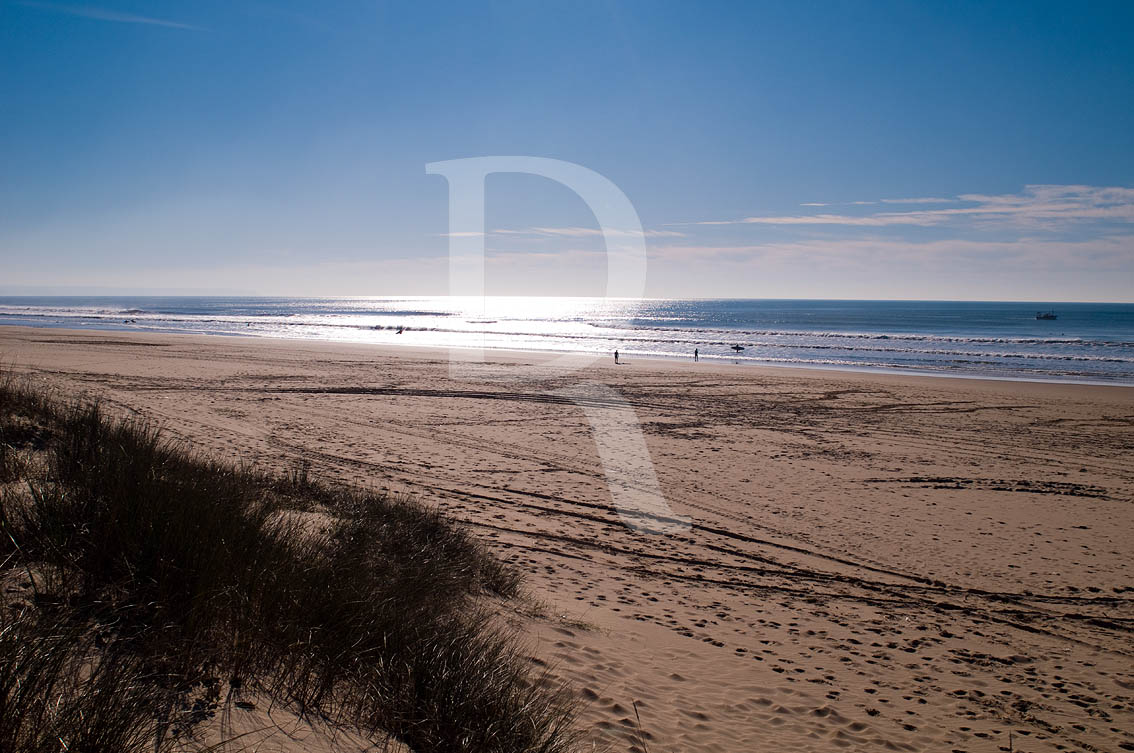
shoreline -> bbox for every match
[3,323,1133,392]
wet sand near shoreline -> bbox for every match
[3,325,1133,753]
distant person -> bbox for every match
[614,349,619,364]
[694,348,699,361]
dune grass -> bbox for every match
[0,371,578,752]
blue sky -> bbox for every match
[1,0,1132,300]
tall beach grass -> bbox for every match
[0,370,579,752]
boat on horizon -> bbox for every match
[1036,310,1058,320]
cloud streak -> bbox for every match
[496,226,685,239]
[434,227,684,239]
[684,185,1134,229]
[650,235,1134,267]
[20,2,206,30]
[879,197,955,204]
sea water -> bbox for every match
[1,297,1132,385]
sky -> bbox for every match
[1,0,1133,301]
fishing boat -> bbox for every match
[1035,310,1057,320]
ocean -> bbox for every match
[1,296,1132,385]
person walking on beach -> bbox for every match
[614,349,619,364]
[694,348,699,361]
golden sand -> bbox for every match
[3,326,1132,753]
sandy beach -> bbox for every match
[2,325,1132,753]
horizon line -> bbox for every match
[0,291,1131,305]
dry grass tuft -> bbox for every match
[0,371,579,752]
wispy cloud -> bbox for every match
[20,1,206,30]
[799,200,876,207]
[469,226,684,239]
[539,226,684,238]
[879,197,955,204]
[650,235,1134,268]
[693,213,930,227]
[684,185,1134,229]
